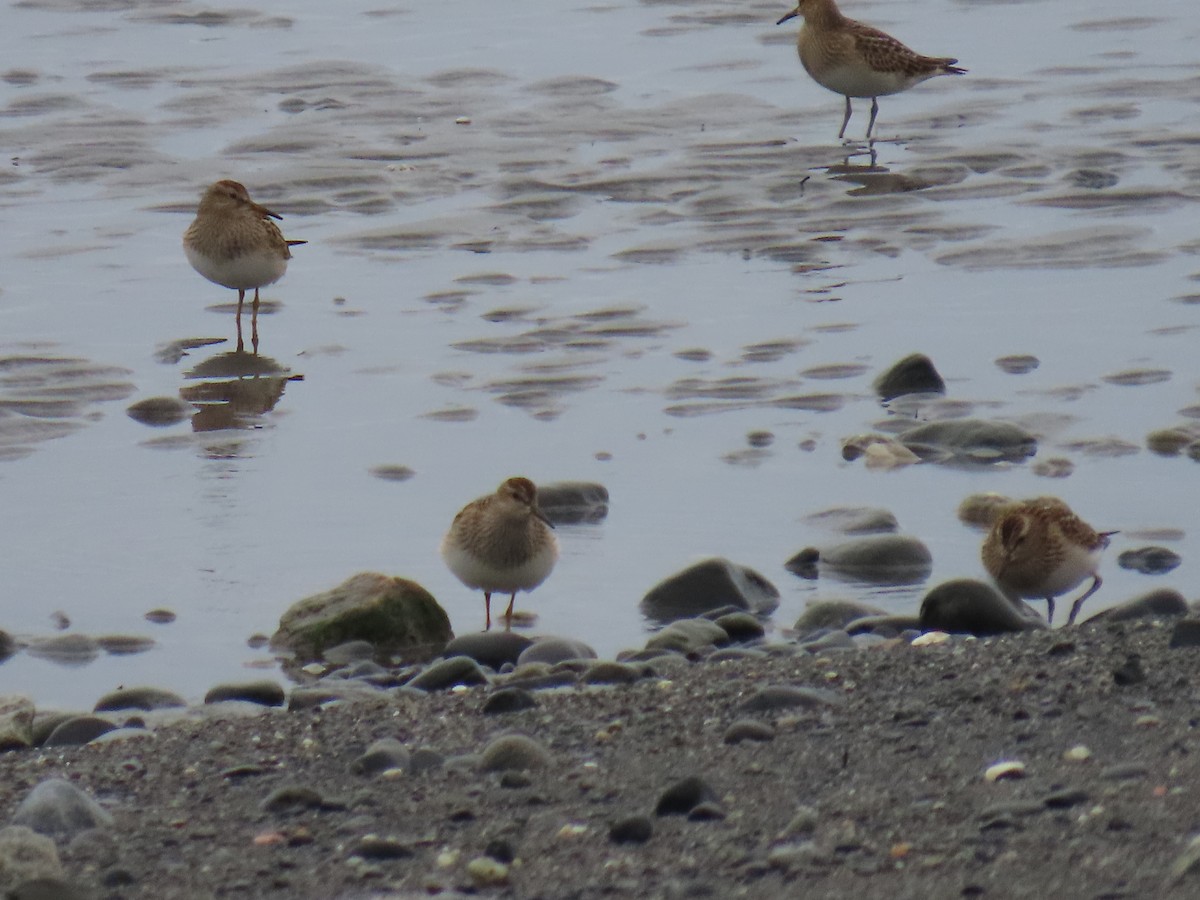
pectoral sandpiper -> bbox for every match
[441,477,559,630]
[776,0,965,141]
[981,497,1113,626]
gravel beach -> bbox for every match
[4,616,1200,899]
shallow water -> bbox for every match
[1,0,1197,709]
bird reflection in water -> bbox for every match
[181,345,302,433]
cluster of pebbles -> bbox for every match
[5,600,1200,898]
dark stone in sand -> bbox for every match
[899,418,1037,464]
[609,816,653,844]
[517,637,597,666]
[444,632,532,670]
[408,656,489,691]
[713,611,765,642]
[581,661,643,685]
[1044,788,1089,809]
[480,734,550,772]
[1112,654,1146,686]
[919,579,1044,637]
[271,572,451,663]
[723,719,775,744]
[536,480,609,524]
[1084,589,1187,624]
[12,779,113,839]
[261,785,328,814]
[873,353,945,400]
[1169,619,1200,648]
[1117,546,1182,575]
[793,600,889,636]
[843,615,921,637]
[352,738,410,776]
[655,776,717,817]
[482,688,538,715]
[204,680,286,707]
[645,618,730,654]
[94,686,186,713]
[640,558,779,623]
[350,835,414,860]
[42,716,117,747]
[741,685,844,712]
[796,535,933,585]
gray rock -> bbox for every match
[443,632,532,670]
[797,630,856,652]
[645,618,729,654]
[0,630,17,662]
[609,816,653,844]
[322,640,378,665]
[874,353,945,400]
[536,481,609,525]
[713,612,765,642]
[640,558,779,623]
[480,734,550,772]
[288,681,383,710]
[802,506,899,535]
[11,780,113,840]
[517,637,597,666]
[655,776,717,816]
[796,535,932,585]
[203,680,286,707]
[581,661,643,685]
[919,579,1044,636]
[93,686,186,713]
[352,738,410,776]
[844,614,921,637]
[349,835,414,860]
[1169,618,1200,649]
[260,785,328,814]
[407,656,489,691]
[1117,546,1182,575]
[793,600,889,636]
[899,418,1037,463]
[270,572,451,663]
[0,696,35,751]
[1085,589,1188,625]
[482,688,538,715]
[741,685,844,712]
[0,827,64,894]
[41,716,118,747]
[723,719,775,744]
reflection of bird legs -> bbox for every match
[251,290,260,356]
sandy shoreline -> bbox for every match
[3,614,1200,898]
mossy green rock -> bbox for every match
[271,573,452,663]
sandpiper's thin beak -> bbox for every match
[534,507,555,530]
[254,202,283,220]
[776,7,799,25]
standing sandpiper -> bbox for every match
[776,0,965,141]
[183,180,306,349]
[981,497,1114,626]
[441,477,559,630]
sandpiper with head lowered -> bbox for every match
[981,497,1114,626]
[441,477,559,630]
[183,180,306,348]
[776,0,965,141]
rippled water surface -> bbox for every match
[2,0,1198,708]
